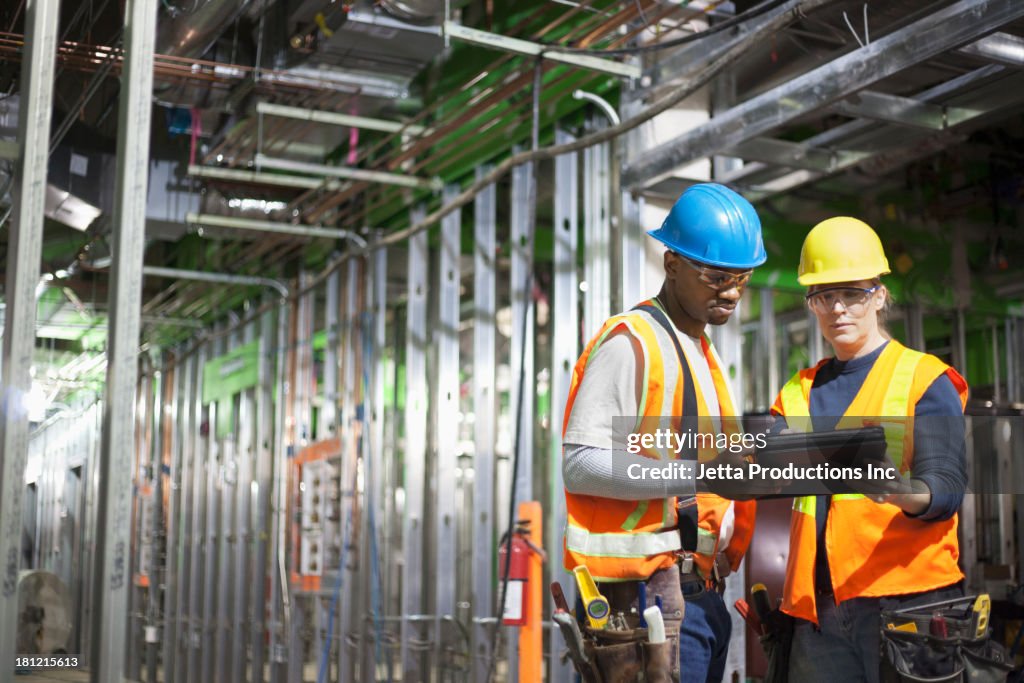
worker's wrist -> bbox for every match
[890,478,933,516]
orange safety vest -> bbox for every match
[771,340,968,623]
[562,299,756,582]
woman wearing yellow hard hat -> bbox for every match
[769,217,969,681]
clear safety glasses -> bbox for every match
[805,285,880,315]
[679,255,753,291]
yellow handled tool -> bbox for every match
[572,565,610,629]
[972,594,990,638]
[886,621,918,633]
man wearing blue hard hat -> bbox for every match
[561,183,766,682]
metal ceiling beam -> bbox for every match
[829,91,974,130]
[186,211,369,244]
[443,21,641,79]
[0,0,61,668]
[957,31,1024,68]
[255,102,427,135]
[646,0,830,91]
[624,0,1024,189]
[188,164,343,191]
[255,153,442,190]
[718,64,1006,187]
[723,137,870,172]
[736,71,1024,200]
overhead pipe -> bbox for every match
[141,265,290,298]
[185,212,370,246]
[572,89,621,126]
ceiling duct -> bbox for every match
[378,0,446,23]
[156,0,255,59]
[288,0,445,83]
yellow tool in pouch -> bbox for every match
[973,594,991,638]
[573,565,611,629]
[886,621,918,633]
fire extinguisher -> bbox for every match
[498,520,544,626]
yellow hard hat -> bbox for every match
[797,217,891,286]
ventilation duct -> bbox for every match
[378,0,446,23]
[156,0,255,59]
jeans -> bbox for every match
[788,583,964,683]
[678,580,732,683]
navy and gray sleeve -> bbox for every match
[909,373,968,521]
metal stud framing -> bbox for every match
[91,1,159,679]
[471,166,498,683]
[164,351,188,682]
[187,346,207,682]
[582,129,611,338]
[323,271,341,440]
[340,259,360,683]
[0,0,61,667]
[269,302,290,683]
[232,321,256,682]
[549,130,579,682]
[401,206,429,682]
[361,233,387,682]
[509,157,536,507]
[507,156,536,683]
[206,326,225,683]
[620,190,645,311]
[435,185,461,672]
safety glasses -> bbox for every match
[805,286,879,314]
[678,255,753,291]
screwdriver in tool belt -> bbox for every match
[751,583,773,633]
[638,581,648,628]
[550,581,570,613]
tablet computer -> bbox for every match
[750,426,894,497]
[754,426,889,469]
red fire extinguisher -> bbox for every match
[498,520,544,627]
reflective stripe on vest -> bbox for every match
[565,523,682,558]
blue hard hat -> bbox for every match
[647,183,766,269]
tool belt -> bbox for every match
[879,595,1011,683]
[564,566,683,683]
[581,622,678,683]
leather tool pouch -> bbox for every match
[583,625,680,683]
